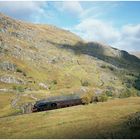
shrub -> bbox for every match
[93,96,99,102]
[100,65,106,69]
[119,91,130,98]
[13,85,24,92]
[134,75,140,90]
[52,80,57,85]
[123,79,134,88]
[126,112,140,129]
[137,91,140,97]
[105,90,113,97]
[119,88,136,98]
[48,80,57,90]
[127,72,135,77]
[16,68,23,73]
[81,95,91,105]
[23,72,26,76]
[94,94,108,102]
[119,88,138,98]
[81,80,90,87]
[107,65,115,71]
[98,94,108,102]
[16,68,27,76]
[100,65,115,71]
[81,92,94,104]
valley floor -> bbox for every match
[0,97,140,138]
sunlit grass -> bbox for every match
[0,97,140,138]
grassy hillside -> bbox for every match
[0,12,140,94]
[0,97,140,139]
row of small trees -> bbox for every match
[81,92,108,105]
[80,87,140,105]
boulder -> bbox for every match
[39,82,49,89]
[0,61,17,71]
[0,75,25,84]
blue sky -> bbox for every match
[0,1,140,52]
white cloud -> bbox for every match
[71,18,140,52]
[61,1,140,52]
[0,1,139,52]
[73,18,120,44]
[62,1,83,14]
[54,1,83,16]
[79,7,103,19]
[0,1,48,22]
[114,24,140,51]
[122,24,140,38]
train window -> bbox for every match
[39,104,48,108]
[51,103,57,108]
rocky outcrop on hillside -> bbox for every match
[0,75,25,84]
[0,61,17,71]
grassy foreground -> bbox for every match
[0,97,140,138]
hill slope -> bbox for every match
[0,97,140,138]
[0,12,140,95]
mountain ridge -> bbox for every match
[130,51,140,58]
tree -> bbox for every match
[98,94,108,102]
[81,92,94,104]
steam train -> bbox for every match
[32,94,83,112]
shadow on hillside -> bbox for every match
[134,74,140,90]
[49,40,140,71]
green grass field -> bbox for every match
[0,97,140,138]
